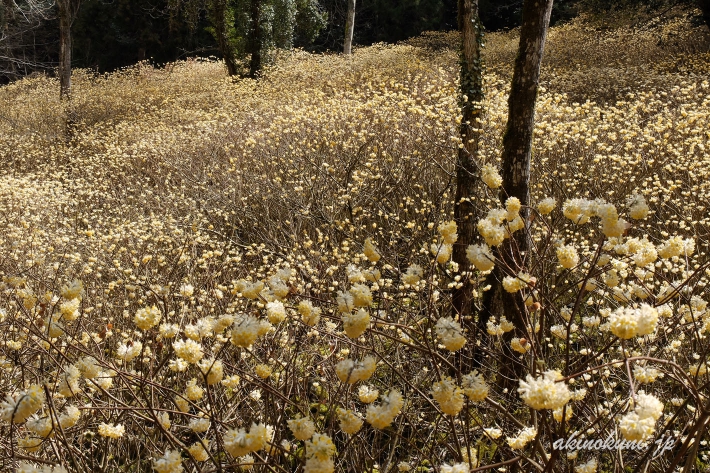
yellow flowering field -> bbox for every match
[1,8,710,473]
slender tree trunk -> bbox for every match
[483,0,553,397]
[210,0,239,76]
[452,0,483,320]
[57,0,72,99]
[248,0,262,78]
[343,0,356,55]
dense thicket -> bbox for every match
[1,12,710,471]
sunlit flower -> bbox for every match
[343,308,370,338]
[481,164,502,189]
[363,238,381,263]
[173,339,204,364]
[435,317,466,351]
[336,408,363,434]
[518,370,571,410]
[98,423,125,439]
[288,415,316,440]
[135,305,162,330]
[153,449,183,473]
[366,389,403,429]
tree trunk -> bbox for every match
[248,0,262,78]
[210,0,239,76]
[698,0,710,31]
[502,0,553,208]
[452,0,483,322]
[343,0,356,55]
[483,0,553,396]
[57,0,72,99]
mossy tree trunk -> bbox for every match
[452,0,483,321]
[483,0,553,396]
[343,0,356,55]
[210,0,239,76]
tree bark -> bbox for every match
[248,0,262,78]
[483,0,553,396]
[210,0,239,76]
[57,0,72,99]
[452,0,483,321]
[343,0,356,55]
[502,0,553,209]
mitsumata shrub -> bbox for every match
[1,8,710,473]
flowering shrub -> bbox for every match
[1,9,710,473]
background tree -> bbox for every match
[478,0,576,30]
[700,0,710,28]
[1,0,706,84]
[0,0,55,83]
[577,0,710,29]
[246,0,261,76]
[203,0,325,76]
[294,0,327,44]
[343,0,355,54]
[688,0,708,29]
[56,0,80,98]
[70,0,211,73]
[245,0,325,75]
[209,0,239,75]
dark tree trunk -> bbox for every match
[248,0,262,78]
[343,0,356,55]
[452,0,483,321]
[57,0,81,141]
[698,0,710,31]
[502,0,553,208]
[210,0,239,76]
[57,0,72,99]
[483,0,553,397]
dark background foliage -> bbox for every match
[0,0,704,82]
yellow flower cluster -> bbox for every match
[304,433,336,473]
[435,317,467,351]
[608,304,659,339]
[224,423,270,458]
[502,272,536,293]
[134,305,162,330]
[298,300,322,326]
[506,426,537,450]
[1,385,45,424]
[231,314,269,347]
[98,423,125,439]
[288,415,316,440]
[556,244,579,269]
[335,356,377,384]
[336,408,363,435]
[366,389,404,429]
[619,392,663,441]
[153,449,183,473]
[518,370,572,410]
[342,308,370,338]
[466,243,495,271]
[431,377,465,416]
